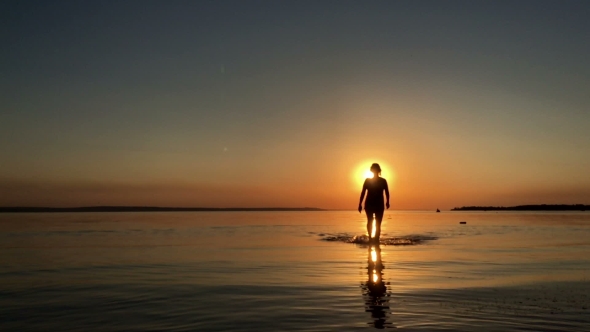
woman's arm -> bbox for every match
[384,180,390,209]
[358,180,367,213]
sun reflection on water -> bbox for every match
[361,244,392,329]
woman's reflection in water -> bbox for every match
[361,244,392,329]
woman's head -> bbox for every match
[370,163,381,176]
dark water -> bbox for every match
[1,211,589,331]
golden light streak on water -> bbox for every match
[371,218,376,238]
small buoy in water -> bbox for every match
[460,221,467,224]
[436,208,440,213]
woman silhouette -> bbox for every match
[358,163,390,242]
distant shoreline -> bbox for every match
[451,204,589,211]
[0,206,326,213]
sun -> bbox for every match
[352,160,395,190]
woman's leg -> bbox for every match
[374,209,384,241]
[365,209,374,238]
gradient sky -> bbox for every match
[1,0,589,209]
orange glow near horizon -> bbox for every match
[2,153,589,210]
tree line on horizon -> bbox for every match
[451,204,589,211]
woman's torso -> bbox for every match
[364,177,386,210]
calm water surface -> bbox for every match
[1,211,589,331]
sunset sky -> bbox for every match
[1,1,589,209]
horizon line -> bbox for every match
[0,206,328,213]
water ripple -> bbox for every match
[319,233,438,246]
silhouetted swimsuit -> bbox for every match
[363,177,388,219]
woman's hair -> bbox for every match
[370,163,381,174]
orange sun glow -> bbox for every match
[352,160,395,190]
